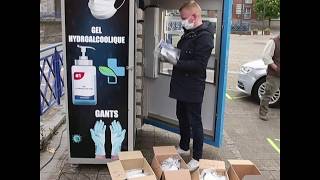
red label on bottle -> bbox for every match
[74,72,85,80]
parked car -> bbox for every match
[237,59,280,107]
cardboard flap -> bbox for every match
[153,146,177,156]
[121,159,144,171]
[131,176,158,180]
[227,160,261,180]
[190,169,200,180]
[151,157,163,180]
[119,151,144,160]
[234,166,261,179]
[243,175,266,180]
[163,169,191,180]
[227,167,238,180]
[228,160,254,166]
[179,158,189,169]
[199,159,226,171]
[107,161,126,180]
[143,159,156,176]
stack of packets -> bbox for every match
[160,157,181,171]
[126,169,151,179]
[200,169,226,180]
[155,40,181,61]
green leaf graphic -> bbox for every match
[99,66,116,77]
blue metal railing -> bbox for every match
[40,42,64,116]
[231,22,250,32]
[40,12,61,20]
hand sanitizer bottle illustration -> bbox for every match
[71,45,97,105]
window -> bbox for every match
[245,0,253,4]
[243,7,252,19]
[235,4,243,15]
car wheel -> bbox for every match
[252,76,280,108]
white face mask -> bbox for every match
[88,0,125,20]
[181,17,194,30]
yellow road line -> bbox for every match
[226,93,233,100]
[232,96,248,100]
[267,138,280,154]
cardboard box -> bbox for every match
[151,146,191,180]
[191,159,229,180]
[242,175,266,180]
[227,160,265,180]
[107,151,157,180]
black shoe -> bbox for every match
[259,114,268,121]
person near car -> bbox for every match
[259,34,280,121]
[160,0,215,171]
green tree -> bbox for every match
[254,0,280,28]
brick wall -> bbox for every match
[135,8,144,129]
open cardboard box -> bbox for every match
[227,160,265,180]
[151,146,191,180]
[191,159,229,180]
[242,175,267,180]
[107,151,157,180]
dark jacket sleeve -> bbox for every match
[175,32,214,73]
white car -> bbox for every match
[237,59,280,107]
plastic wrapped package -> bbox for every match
[200,169,226,180]
[154,40,180,61]
[126,169,148,179]
[160,157,181,171]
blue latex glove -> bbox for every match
[90,120,106,156]
[109,120,126,156]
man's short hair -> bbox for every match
[179,0,202,16]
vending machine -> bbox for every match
[62,0,135,164]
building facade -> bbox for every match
[232,0,257,23]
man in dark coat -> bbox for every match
[161,0,215,171]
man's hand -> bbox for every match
[270,63,280,72]
[159,53,166,62]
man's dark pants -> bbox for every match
[176,100,203,161]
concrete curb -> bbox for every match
[40,108,66,150]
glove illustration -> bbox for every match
[90,120,106,156]
[110,120,126,157]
